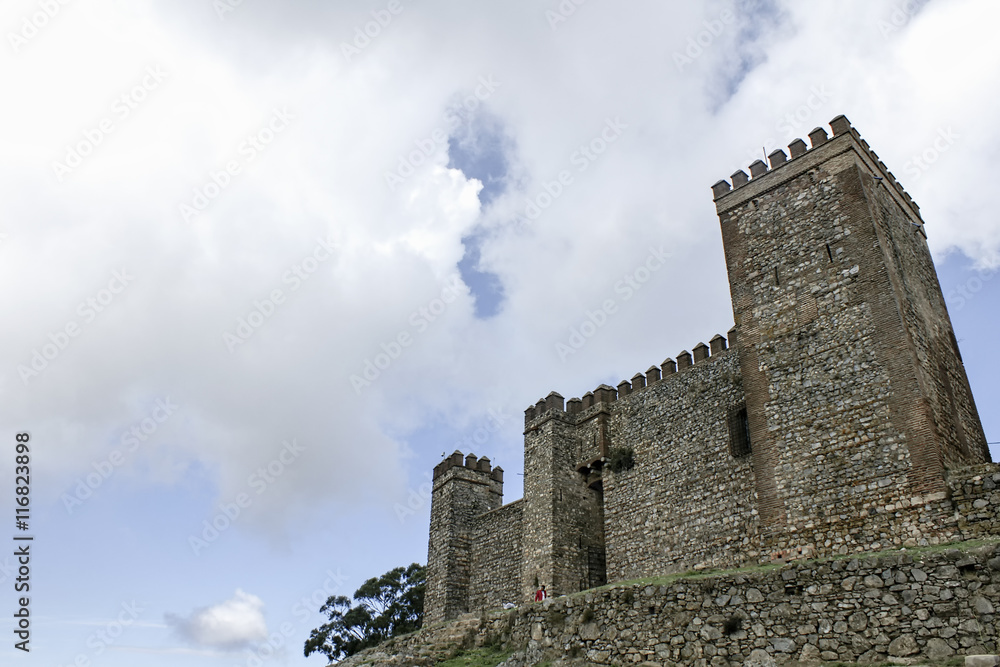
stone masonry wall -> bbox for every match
[484,541,1000,666]
[470,499,524,612]
[602,347,758,579]
[714,118,973,558]
[951,465,1000,539]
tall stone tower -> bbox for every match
[424,451,503,625]
[711,115,990,552]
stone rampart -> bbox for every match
[602,347,757,580]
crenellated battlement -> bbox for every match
[524,329,736,425]
[711,115,923,229]
[433,449,504,482]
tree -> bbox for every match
[304,562,425,662]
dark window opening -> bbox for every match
[728,404,752,458]
[774,267,780,285]
[826,243,833,262]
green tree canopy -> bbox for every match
[304,562,425,662]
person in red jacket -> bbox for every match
[534,585,547,601]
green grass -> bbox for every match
[434,646,513,667]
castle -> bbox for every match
[424,115,995,625]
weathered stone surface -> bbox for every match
[888,634,919,656]
[926,637,955,660]
[799,643,821,662]
[771,638,796,653]
[744,648,776,667]
[578,622,600,641]
[973,596,995,614]
[965,656,1000,667]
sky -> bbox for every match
[1,0,999,665]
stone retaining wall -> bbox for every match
[483,542,1000,666]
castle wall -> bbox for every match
[602,348,758,580]
[470,500,524,612]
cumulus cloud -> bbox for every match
[165,589,268,650]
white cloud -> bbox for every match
[165,589,267,650]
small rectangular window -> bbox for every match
[728,404,751,458]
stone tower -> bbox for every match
[424,451,503,625]
[520,392,606,601]
[711,114,990,552]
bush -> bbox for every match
[607,447,635,473]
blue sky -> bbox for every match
[1,0,999,665]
